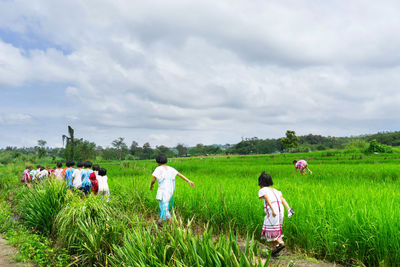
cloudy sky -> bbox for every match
[1,0,400,148]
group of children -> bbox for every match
[21,155,309,257]
[22,161,110,196]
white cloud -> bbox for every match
[1,0,400,147]
[0,113,33,125]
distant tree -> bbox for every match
[141,142,153,159]
[74,139,97,160]
[281,130,299,151]
[129,141,140,155]
[176,144,188,157]
[37,139,47,158]
[155,145,175,158]
[102,148,119,160]
[63,126,76,161]
[38,140,47,147]
[112,137,128,161]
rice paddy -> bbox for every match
[0,150,399,266]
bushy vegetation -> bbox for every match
[17,179,70,235]
[2,130,400,163]
[55,196,128,265]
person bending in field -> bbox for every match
[293,160,312,175]
[258,171,294,257]
[150,154,194,224]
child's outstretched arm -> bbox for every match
[281,197,291,210]
[262,195,276,217]
[150,176,156,190]
[177,173,194,187]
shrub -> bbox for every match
[110,219,268,267]
[365,139,393,154]
[345,140,368,153]
[17,179,70,236]
[55,195,128,266]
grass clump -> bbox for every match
[55,195,128,266]
[110,219,269,267]
[16,179,70,236]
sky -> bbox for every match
[1,0,400,148]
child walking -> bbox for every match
[150,154,194,224]
[258,171,294,257]
[97,168,110,198]
[89,164,100,195]
[71,161,83,190]
[80,161,93,195]
[65,161,75,189]
[53,162,64,181]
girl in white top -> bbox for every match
[258,171,294,257]
[97,168,110,197]
[150,154,194,224]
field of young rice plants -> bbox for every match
[104,152,400,266]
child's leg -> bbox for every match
[159,201,169,222]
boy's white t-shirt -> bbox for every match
[39,170,49,179]
[152,166,178,202]
[72,169,83,188]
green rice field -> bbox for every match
[1,150,399,266]
[104,151,400,265]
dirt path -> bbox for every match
[236,241,342,267]
[0,235,32,267]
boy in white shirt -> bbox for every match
[150,154,194,224]
[71,161,84,190]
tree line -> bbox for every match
[1,128,400,164]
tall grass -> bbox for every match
[55,195,128,265]
[105,154,400,265]
[110,218,270,267]
[17,179,70,235]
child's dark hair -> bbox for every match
[258,171,273,187]
[77,161,84,168]
[56,162,62,168]
[84,161,93,168]
[156,154,168,164]
[70,161,75,167]
[40,167,45,171]
[293,160,297,164]
[36,165,41,169]
[99,168,107,176]
[92,164,100,171]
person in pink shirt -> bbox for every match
[293,160,312,175]
[53,162,64,181]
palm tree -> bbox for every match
[62,126,75,160]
